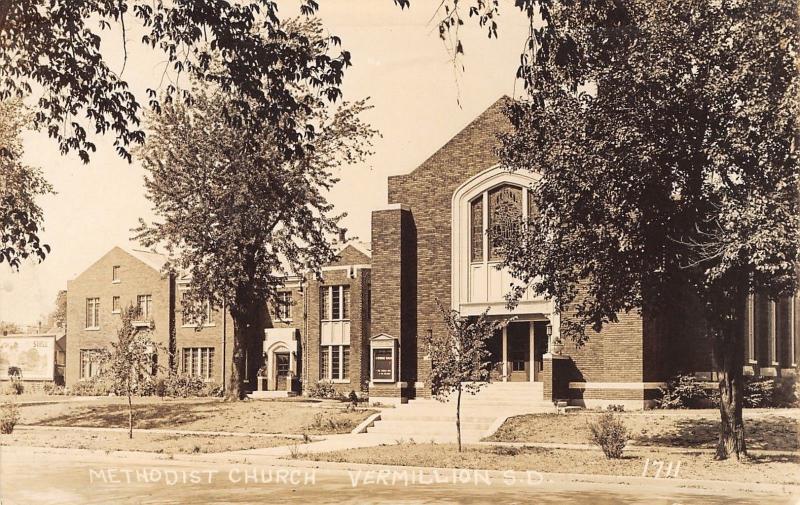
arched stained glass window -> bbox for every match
[488,185,522,261]
[470,197,483,262]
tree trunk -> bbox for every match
[712,293,747,460]
[226,293,268,401]
[127,376,133,439]
[456,385,463,453]
[713,329,747,460]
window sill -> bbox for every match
[112,310,121,314]
[112,280,121,284]
[330,379,350,384]
[85,327,100,331]
[181,323,217,328]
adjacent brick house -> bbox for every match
[65,247,174,387]
[65,98,798,407]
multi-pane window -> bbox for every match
[470,185,533,263]
[182,347,215,380]
[112,296,121,313]
[80,349,103,379]
[277,291,292,321]
[112,265,120,282]
[137,294,153,320]
[321,285,350,321]
[320,345,350,380]
[85,298,100,328]
[488,185,523,261]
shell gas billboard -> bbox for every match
[0,335,56,381]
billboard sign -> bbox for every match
[0,335,55,380]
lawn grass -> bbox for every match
[14,397,375,435]
[0,428,297,454]
[303,442,800,485]
[486,410,799,451]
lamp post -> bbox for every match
[546,322,563,355]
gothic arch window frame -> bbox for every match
[451,165,541,312]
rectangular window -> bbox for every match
[112,296,120,313]
[182,347,214,380]
[137,294,153,320]
[112,265,120,282]
[85,298,100,328]
[277,291,292,321]
[320,348,329,379]
[321,286,350,322]
[320,345,350,381]
[205,300,214,325]
[80,349,103,379]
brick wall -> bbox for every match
[174,290,235,386]
[384,97,513,395]
[304,267,370,396]
[66,247,172,387]
[370,207,414,398]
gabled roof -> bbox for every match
[123,248,170,272]
[399,95,513,180]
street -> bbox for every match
[1,448,796,505]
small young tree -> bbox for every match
[426,299,508,452]
[102,305,160,439]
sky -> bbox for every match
[0,0,532,326]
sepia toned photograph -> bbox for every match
[0,1,798,503]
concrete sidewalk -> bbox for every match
[15,424,322,440]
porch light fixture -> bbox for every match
[546,323,553,337]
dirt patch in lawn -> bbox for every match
[303,443,800,485]
[1,428,296,454]
[487,410,799,451]
[16,397,376,435]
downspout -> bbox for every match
[303,277,309,392]
[222,298,227,395]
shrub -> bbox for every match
[606,404,625,412]
[203,382,224,398]
[0,401,20,434]
[743,377,775,408]
[588,412,629,459]
[4,380,24,395]
[308,380,337,399]
[69,377,113,396]
[657,374,710,409]
[43,384,67,396]
[308,411,356,433]
[162,375,206,398]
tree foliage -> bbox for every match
[414,0,798,461]
[135,51,377,398]
[426,298,508,451]
[0,0,351,163]
[483,0,797,460]
[101,304,160,439]
[0,100,52,269]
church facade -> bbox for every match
[66,98,798,408]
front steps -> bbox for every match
[366,381,555,443]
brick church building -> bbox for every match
[66,98,798,408]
